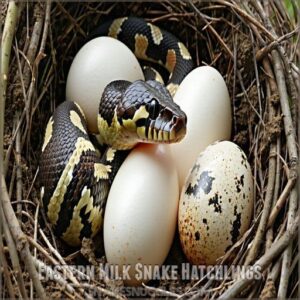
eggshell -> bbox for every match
[66,37,144,133]
[104,144,179,285]
[178,141,253,265]
[171,66,232,188]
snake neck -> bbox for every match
[97,113,138,150]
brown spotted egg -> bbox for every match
[178,141,253,265]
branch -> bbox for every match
[2,202,28,299]
[277,187,298,298]
[0,1,22,169]
[219,214,299,299]
[244,58,278,265]
[256,27,300,61]
[267,177,297,228]
[0,204,15,299]
[1,176,46,299]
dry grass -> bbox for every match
[0,1,299,299]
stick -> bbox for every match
[219,214,299,299]
[256,27,300,61]
[2,202,29,299]
[22,2,45,90]
[142,283,179,298]
[244,60,278,265]
[75,283,127,300]
[278,187,298,298]
[267,178,297,228]
[251,0,298,125]
[38,229,83,291]
[32,257,77,297]
[251,0,299,169]
[15,124,22,217]
[0,1,22,164]
[1,176,46,299]
[215,0,275,40]
[0,204,15,299]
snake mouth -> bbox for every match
[137,114,187,144]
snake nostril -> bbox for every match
[172,115,186,128]
[174,118,184,133]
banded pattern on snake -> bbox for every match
[39,17,194,246]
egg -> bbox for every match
[66,37,144,133]
[104,144,179,285]
[171,66,232,188]
[178,141,253,265]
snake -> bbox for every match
[39,17,194,246]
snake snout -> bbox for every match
[171,114,187,142]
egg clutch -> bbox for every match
[65,37,254,285]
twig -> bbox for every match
[14,42,28,105]
[258,82,274,274]
[56,2,86,38]
[36,0,51,65]
[251,0,299,125]
[24,0,51,148]
[32,257,77,297]
[219,214,299,299]
[3,109,26,176]
[244,68,277,264]
[215,0,275,40]
[27,236,66,269]
[189,1,233,59]
[1,176,46,299]
[142,283,179,298]
[267,178,297,228]
[0,1,22,164]
[289,251,299,278]
[256,27,300,61]
[0,204,15,299]
[269,257,282,282]
[15,122,22,217]
[27,235,82,286]
[278,187,298,298]
[23,2,45,90]
[75,283,127,300]
[31,202,40,300]
[273,139,282,208]
[2,203,28,299]
[38,229,83,290]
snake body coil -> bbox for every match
[39,17,194,246]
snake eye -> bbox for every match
[148,99,160,119]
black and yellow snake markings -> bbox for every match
[89,17,194,96]
[40,17,193,246]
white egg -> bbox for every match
[171,66,232,188]
[104,144,179,285]
[178,141,253,265]
[66,37,144,133]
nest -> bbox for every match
[1,1,299,299]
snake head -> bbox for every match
[117,80,187,145]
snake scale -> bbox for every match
[39,17,194,246]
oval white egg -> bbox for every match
[178,141,253,265]
[66,37,144,133]
[171,66,232,188]
[104,144,179,285]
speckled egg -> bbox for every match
[178,141,253,265]
[171,66,232,188]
